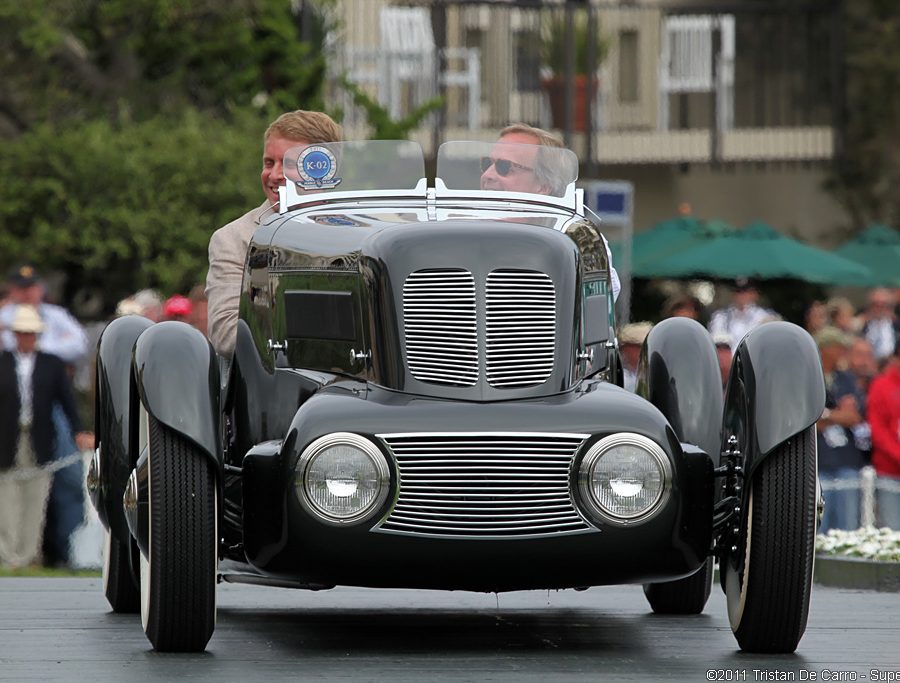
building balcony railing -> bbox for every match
[326,0,843,167]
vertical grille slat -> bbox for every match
[486,270,556,388]
[403,269,477,386]
[378,433,590,537]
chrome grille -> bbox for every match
[378,433,590,537]
[486,270,556,388]
[403,269,478,386]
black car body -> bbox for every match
[90,141,825,654]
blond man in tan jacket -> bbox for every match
[205,110,342,357]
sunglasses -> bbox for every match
[480,156,534,176]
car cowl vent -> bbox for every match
[403,269,478,386]
[401,268,556,389]
[376,432,591,537]
[485,269,556,388]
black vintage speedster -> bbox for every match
[89,141,825,653]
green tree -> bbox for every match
[826,0,900,231]
[339,77,443,140]
[0,109,265,312]
[0,0,337,313]
[0,0,332,135]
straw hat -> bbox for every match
[814,326,852,349]
[115,297,144,317]
[10,304,44,334]
[619,321,652,345]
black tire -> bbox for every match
[724,425,817,653]
[639,317,720,616]
[643,557,713,615]
[102,530,140,613]
[140,415,217,652]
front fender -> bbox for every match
[723,321,824,477]
[132,321,221,467]
[94,315,153,537]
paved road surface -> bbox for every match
[1,578,898,681]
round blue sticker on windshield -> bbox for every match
[296,146,342,190]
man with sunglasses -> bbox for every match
[480,124,620,301]
[480,124,575,196]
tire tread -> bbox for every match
[644,558,713,615]
[104,535,140,613]
[145,417,216,652]
[734,426,816,652]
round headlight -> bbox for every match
[296,433,390,525]
[578,434,671,523]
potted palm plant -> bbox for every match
[541,10,609,132]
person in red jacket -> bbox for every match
[868,334,900,529]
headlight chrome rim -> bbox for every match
[295,432,390,526]
[577,433,672,525]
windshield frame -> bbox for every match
[276,140,583,215]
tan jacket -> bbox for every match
[206,201,274,357]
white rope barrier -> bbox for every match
[819,466,900,493]
[0,449,86,483]
[0,449,106,569]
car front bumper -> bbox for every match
[241,382,715,591]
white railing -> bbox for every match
[819,466,900,530]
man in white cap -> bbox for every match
[0,305,93,568]
[0,264,88,363]
[707,279,778,353]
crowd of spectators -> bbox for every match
[621,282,900,533]
[0,264,208,571]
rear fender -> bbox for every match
[132,321,221,469]
[637,317,724,463]
[723,321,824,479]
[94,315,153,539]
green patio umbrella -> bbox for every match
[833,224,900,287]
[642,221,873,285]
[608,216,735,277]
[632,218,735,277]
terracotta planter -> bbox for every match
[541,75,599,133]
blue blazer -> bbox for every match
[0,351,83,470]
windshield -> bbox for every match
[281,140,426,209]
[436,141,579,199]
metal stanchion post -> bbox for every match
[860,465,876,528]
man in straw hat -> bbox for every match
[0,305,93,568]
[618,321,652,392]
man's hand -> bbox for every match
[829,394,862,428]
[75,431,95,452]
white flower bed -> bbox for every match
[816,527,900,562]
